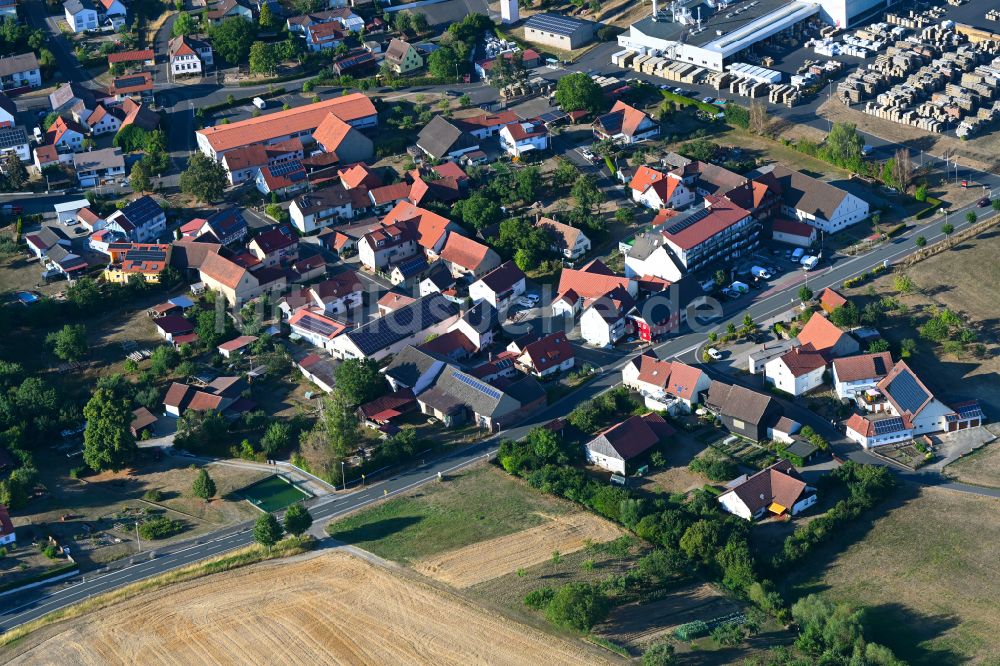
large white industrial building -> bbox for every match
[615,0,899,73]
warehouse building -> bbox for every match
[524,13,595,51]
[616,0,820,72]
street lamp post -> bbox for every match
[135,521,141,553]
[341,460,346,491]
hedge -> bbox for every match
[661,90,718,115]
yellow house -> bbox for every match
[103,242,171,284]
[385,38,423,74]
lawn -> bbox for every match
[327,464,573,563]
[239,475,310,512]
[788,486,1000,665]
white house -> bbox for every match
[169,35,213,77]
[64,0,98,32]
[580,288,633,348]
[513,331,574,378]
[84,105,122,136]
[844,413,914,449]
[287,309,346,350]
[623,231,685,283]
[104,195,167,243]
[872,360,978,435]
[288,185,355,234]
[447,300,498,352]
[831,351,892,400]
[717,460,817,520]
[629,165,694,210]
[0,126,31,163]
[73,147,126,187]
[764,346,827,396]
[99,0,127,21]
[593,101,659,144]
[535,216,590,261]
[499,121,549,158]
[621,352,711,412]
[0,53,41,91]
[54,199,90,224]
[468,260,526,311]
[753,164,869,233]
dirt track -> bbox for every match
[413,512,623,588]
[5,551,611,666]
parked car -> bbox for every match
[580,148,596,162]
[707,347,723,360]
[516,297,535,308]
[751,265,771,279]
[701,96,714,104]
[522,293,540,304]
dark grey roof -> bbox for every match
[503,375,545,405]
[384,345,445,388]
[50,82,98,112]
[347,293,459,356]
[292,185,352,214]
[64,0,95,13]
[73,147,125,172]
[477,260,525,294]
[0,91,16,118]
[784,440,818,459]
[705,381,776,425]
[422,261,454,291]
[750,164,850,223]
[460,300,498,335]
[427,365,520,419]
[627,232,667,261]
[119,195,163,227]
[416,115,476,159]
[0,52,39,78]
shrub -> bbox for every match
[524,587,555,609]
[689,455,738,481]
[674,620,709,640]
[68,466,88,479]
[544,582,609,632]
[42,545,60,559]
[139,516,183,540]
[142,489,163,502]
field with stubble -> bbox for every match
[3,551,612,666]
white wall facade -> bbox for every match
[585,447,625,475]
[764,358,825,396]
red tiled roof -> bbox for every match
[819,287,848,311]
[218,335,258,352]
[832,351,893,383]
[313,112,354,153]
[288,309,347,340]
[520,332,573,373]
[110,72,153,95]
[368,181,411,205]
[777,345,827,377]
[610,100,649,137]
[772,217,816,238]
[381,202,452,251]
[199,252,248,289]
[439,232,491,271]
[359,388,415,421]
[629,165,666,194]
[456,110,518,131]
[720,460,808,516]
[589,412,674,461]
[340,163,380,190]
[108,49,154,63]
[197,94,377,154]
[557,262,631,301]
[798,313,847,354]
[661,195,751,251]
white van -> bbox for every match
[751,266,771,279]
[252,97,267,110]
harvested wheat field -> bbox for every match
[413,511,623,587]
[5,551,611,666]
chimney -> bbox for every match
[652,0,658,19]
[697,6,702,29]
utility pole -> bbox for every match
[341,460,346,491]
[135,521,141,553]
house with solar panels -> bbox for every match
[254,159,309,199]
[831,351,892,401]
[844,360,984,446]
[287,309,348,350]
[102,243,171,284]
[523,13,594,50]
[0,126,29,163]
[330,293,460,361]
[104,195,166,243]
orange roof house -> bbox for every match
[196,93,377,158]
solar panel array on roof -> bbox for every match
[665,207,711,236]
[453,371,502,400]
[886,371,928,414]
[122,196,163,225]
[348,294,457,356]
[396,256,427,276]
[873,416,905,436]
[872,356,886,375]
[123,247,167,261]
[954,402,984,419]
[525,13,586,36]
[0,125,26,150]
[337,53,375,68]
[115,75,148,88]
[270,160,304,177]
[537,111,567,123]
[296,313,339,338]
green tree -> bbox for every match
[992,199,1000,213]
[867,339,891,353]
[249,41,279,75]
[942,222,954,239]
[679,519,723,563]
[824,122,864,167]
[83,388,137,472]
[829,301,860,327]
[554,72,604,115]
[966,211,977,225]
[642,642,675,666]
[210,17,256,63]
[334,358,386,406]
[570,174,603,214]
[46,323,88,362]
[283,503,313,535]
[114,124,152,152]
[172,11,196,36]
[514,166,542,202]
[451,191,502,231]
[258,2,276,29]
[915,235,927,247]
[4,152,26,189]
[42,111,60,130]
[261,421,290,456]
[900,337,917,358]
[129,159,151,193]
[393,10,412,33]
[323,390,360,458]
[195,307,230,348]
[893,273,914,294]
[552,159,578,188]
[614,206,634,225]
[149,344,179,376]
[180,151,228,202]
[192,468,216,500]
[798,285,813,302]
[427,46,458,79]
[252,512,283,548]
[411,12,428,32]
[544,582,608,632]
